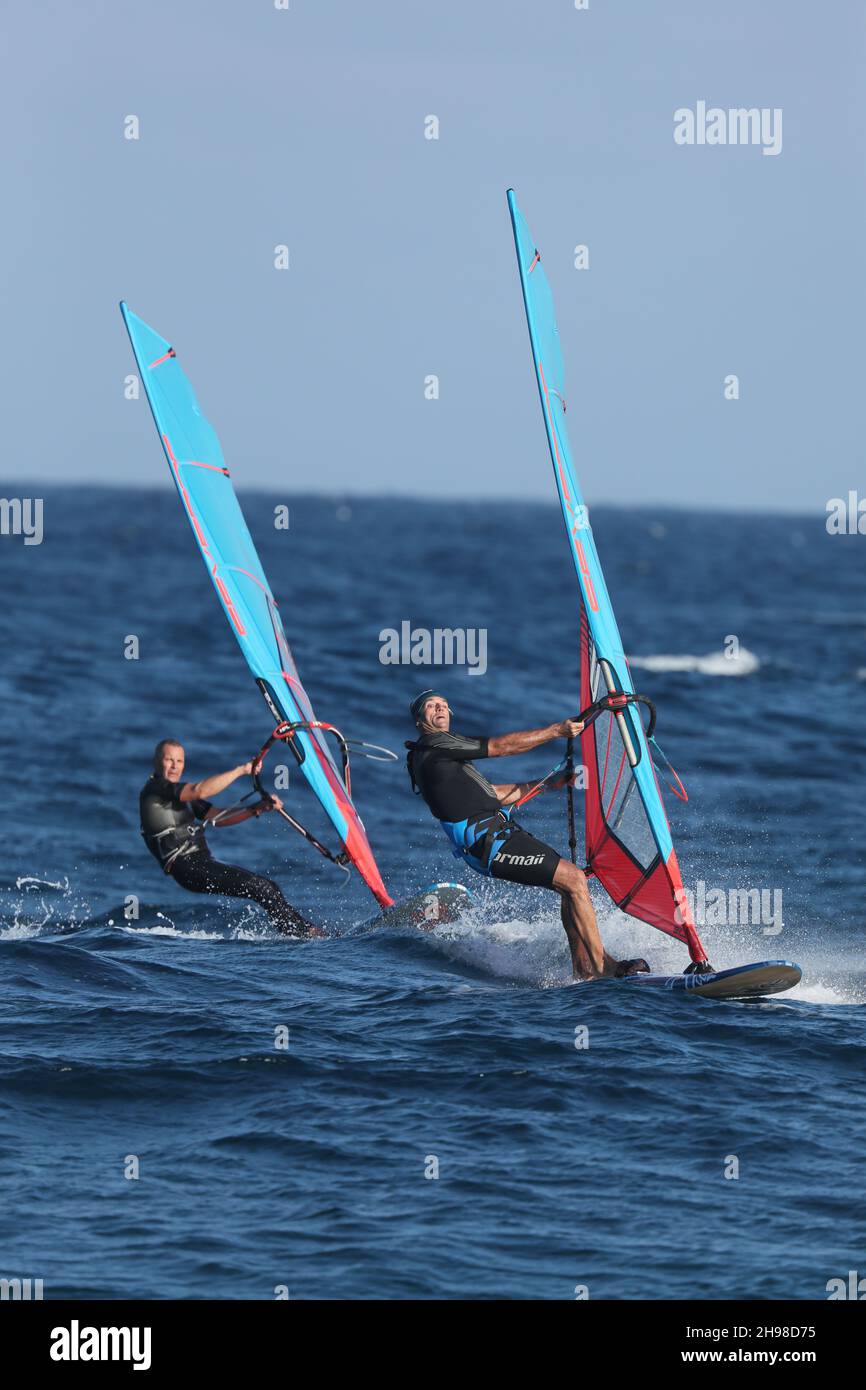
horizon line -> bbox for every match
[0,478,829,521]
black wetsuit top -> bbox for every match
[139,776,315,934]
[406,730,561,888]
[139,775,213,872]
[406,731,500,822]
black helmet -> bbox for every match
[409,689,447,722]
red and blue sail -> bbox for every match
[506,192,706,962]
[120,302,393,909]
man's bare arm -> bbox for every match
[179,762,253,802]
[202,806,254,827]
[493,781,538,806]
[487,720,583,758]
[202,795,285,826]
[493,769,579,806]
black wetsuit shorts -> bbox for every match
[487,827,560,888]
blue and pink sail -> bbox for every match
[120,302,393,909]
[507,191,707,963]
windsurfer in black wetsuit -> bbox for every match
[405,690,649,980]
[139,738,320,937]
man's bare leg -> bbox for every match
[552,858,619,980]
[558,894,598,978]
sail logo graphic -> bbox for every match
[0,497,42,545]
[50,1320,152,1370]
[379,622,488,676]
[673,102,782,156]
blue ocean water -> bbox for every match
[1,488,863,1300]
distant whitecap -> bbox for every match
[628,647,761,677]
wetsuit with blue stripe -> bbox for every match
[406,731,560,887]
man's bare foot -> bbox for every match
[572,965,605,982]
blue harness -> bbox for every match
[439,808,519,876]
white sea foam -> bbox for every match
[120,922,224,941]
[421,892,864,1003]
[0,874,82,935]
[424,890,661,987]
[116,899,291,942]
[0,921,48,941]
[784,979,861,1006]
[430,912,572,986]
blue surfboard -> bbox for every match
[619,960,801,999]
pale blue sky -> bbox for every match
[1,0,861,510]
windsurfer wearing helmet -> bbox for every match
[405,690,649,980]
[139,738,321,937]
